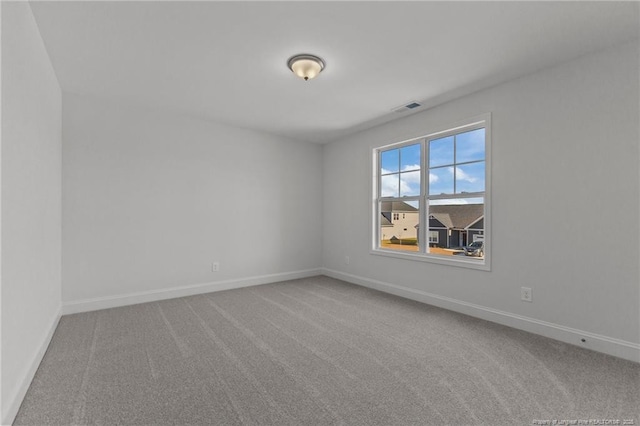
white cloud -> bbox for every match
[382,168,421,196]
[381,176,398,196]
[380,168,439,196]
[429,199,469,206]
[399,179,417,195]
[401,164,420,172]
[401,171,420,184]
[447,166,477,183]
[456,167,478,183]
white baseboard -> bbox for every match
[2,307,61,426]
[321,268,640,363]
[61,268,322,315]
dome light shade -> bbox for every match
[287,54,325,81]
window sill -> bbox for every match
[370,248,491,271]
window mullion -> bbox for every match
[453,134,457,194]
[397,148,401,198]
[422,139,428,254]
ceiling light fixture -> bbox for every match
[287,54,325,81]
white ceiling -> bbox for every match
[29,1,639,143]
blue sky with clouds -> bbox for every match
[380,129,485,201]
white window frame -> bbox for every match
[370,113,491,271]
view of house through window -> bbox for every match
[380,200,419,252]
[379,143,421,252]
[375,118,488,266]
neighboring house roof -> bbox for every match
[466,215,484,230]
[380,212,393,226]
[429,204,483,230]
[430,213,453,229]
[380,201,418,213]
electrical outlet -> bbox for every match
[212,262,220,272]
[521,287,532,302]
[345,256,350,265]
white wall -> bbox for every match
[1,2,62,423]
[62,94,323,307]
[322,41,639,359]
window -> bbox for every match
[373,115,490,269]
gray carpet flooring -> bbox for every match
[14,276,639,425]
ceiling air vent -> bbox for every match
[391,101,422,113]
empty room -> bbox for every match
[1,1,639,425]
